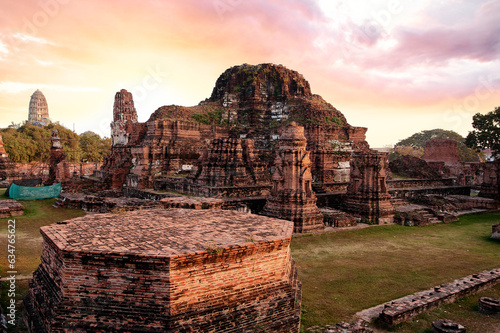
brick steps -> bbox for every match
[390,198,409,207]
[417,209,441,224]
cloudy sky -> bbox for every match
[0,0,499,147]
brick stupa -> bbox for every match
[24,209,301,332]
[262,122,324,233]
[28,89,49,125]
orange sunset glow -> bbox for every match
[1,0,499,146]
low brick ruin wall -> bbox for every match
[154,177,271,198]
[388,178,455,189]
[55,192,161,213]
[320,208,357,227]
[10,162,102,180]
[446,195,500,210]
[313,182,349,193]
[0,199,24,217]
[24,209,301,333]
[389,186,470,200]
[161,197,223,210]
[123,187,181,201]
[222,197,267,214]
[376,268,500,326]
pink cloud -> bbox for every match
[363,0,500,69]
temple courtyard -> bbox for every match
[1,192,499,332]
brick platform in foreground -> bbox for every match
[24,209,301,332]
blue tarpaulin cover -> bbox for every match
[8,183,61,201]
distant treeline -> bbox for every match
[1,122,111,163]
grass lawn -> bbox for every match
[292,212,500,330]
[1,189,499,332]
[0,188,85,331]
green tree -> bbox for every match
[1,123,83,163]
[389,145,424,161]
[1,128,37,162]
[466,106,500,159]
[79,131,111,162]
[394,128,482,162]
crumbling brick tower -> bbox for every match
[47,130,70,185]
[111,89,138,146]
[263,122,324,233]
[99,89,138,188]
[344,150,394,224]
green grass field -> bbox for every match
[292,212,500,331]
[1,190,499,332]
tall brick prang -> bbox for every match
[28,89,49,125]
[24,209,301,333]
[111,89,138,146]
[262,122,324,233]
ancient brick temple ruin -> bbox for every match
[28,89,49,125]
[262,123,324,233]
[345,150,394,224]
[24,209,301,332]
[110,89,139,146]
[46,129,70,185]
[422,139,462,165]
[96,63,368,190]
[186,138,270,187]
[422,138,464,179]
[476,161,500,199]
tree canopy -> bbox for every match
[1,123,111,163]
[79,131,111,162]
[465,106,500,159]
[394,128,482,162]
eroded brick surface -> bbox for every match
[0,199,24,217]
[24,209,301,332]
[345,150,394,224]
[160,196,223,210]
[262,123,324,233]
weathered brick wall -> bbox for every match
[422,139,461,165]
[389,186,471,200]
[168,240,300,331]
[24,209,301,332]
[154,177,272,198]
[387,178,455,188]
